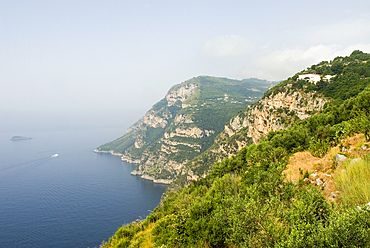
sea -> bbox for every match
[0,126,167,248]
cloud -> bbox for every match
[252,44,370,80]
[244,15,370,81]
[202,35,252,57]
[304,16,370,46]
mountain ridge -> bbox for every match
[95,76,276,184]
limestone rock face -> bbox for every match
[173,114,193,125]
[96,76,274,184]
[187,85,328,178]
[96,82,198,167]
[166,127,214,139]
[142,112,169,128]
[227,88,326,146]
[243,89,327,144]
[166,84,198,106]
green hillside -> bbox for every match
[100,51,370,247]
[265,50,370,102]
[181,50,370,183]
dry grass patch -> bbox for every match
[284,134,370,203]
[284,149,338,200]
[340,133,369,158]
[284,151,321,182]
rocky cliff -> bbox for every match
[186,83,329,179]
[225,85,327,144]
[96,76,275,184]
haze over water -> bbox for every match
[0,125,167,248]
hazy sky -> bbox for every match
[1,0,370,129]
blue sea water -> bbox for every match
[0,127,167,248]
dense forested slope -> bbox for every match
[100,51,370,248]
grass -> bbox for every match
[127,223,154,248]
[336,158,370,208]
[100,222,155,248]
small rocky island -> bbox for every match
[11,136,32,141]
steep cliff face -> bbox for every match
[187,84,328,179]
[96,76,275,184]
[95,82,197,164]
[226,86,327,144]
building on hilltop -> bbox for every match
[297,74,321,84]
[297,74,336,84]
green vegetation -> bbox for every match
[101,52,370,247]
[264,50,370,104]
[186,50,370,180]
[336,158,370,208]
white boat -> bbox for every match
[51,154,59,158]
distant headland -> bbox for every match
[11,136,32,141]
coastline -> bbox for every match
[131,171,172,185]
[94,149,140,163]
[94,149,123,157]
[94,149,171,185]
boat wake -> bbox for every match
[0,154,58,172]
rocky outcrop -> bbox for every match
[165,127,214,139]
[335,154,347,166]
[95,81,198,165]
[225,87,326,147]
[249,90,326,142]
[166,84,198,106]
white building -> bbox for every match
[297,74,321,84]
